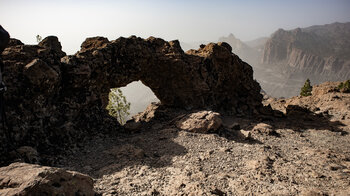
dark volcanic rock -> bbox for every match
[64,36,262,110]
[0,34,262,165]
[24,58,59,93]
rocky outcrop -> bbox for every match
[0,35,262,165]
[264,81,350,121]
[262,22,350,79]
[64,36,262,110]
[0,162,95,195]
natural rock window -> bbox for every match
[119,81,159,120]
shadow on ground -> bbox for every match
[56,104,347,179]
[268,105,346,135]
[228,105,348,137]
[56,126,187,178]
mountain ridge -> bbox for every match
[262,22,350,79]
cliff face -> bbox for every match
[262,22,350,79]
[0,35,262,165]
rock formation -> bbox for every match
[265,81,350,121]
[0,162,95,195]
[0,35,262,165]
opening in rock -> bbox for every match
[118,81,159,121]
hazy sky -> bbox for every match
[1,0,349,54]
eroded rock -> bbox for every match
[1,35,262,165]
[24,58,59,93]
[0,162,95,196]
[175,111,222,133]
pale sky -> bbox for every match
[1,0,350,54]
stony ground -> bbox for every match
[56,118,350,195]
[55,82,350,196]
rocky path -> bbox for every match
[56,115,350,195]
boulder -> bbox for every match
[0,162,95,196]
[175,111,222,133]
[38,36,66,57]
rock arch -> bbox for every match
[0,35,262,164]
[62,36,262,111]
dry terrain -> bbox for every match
[56,82,350,195]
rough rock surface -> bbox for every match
[64,36,262,110]
[0,162,95,195]
[0,35,262,165]
[175,111,222,133]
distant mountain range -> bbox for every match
[260,22,350,97]
[214,22,350,97]
[218,34,263,65]
[263,22,350,76]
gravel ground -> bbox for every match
[56,83,350,195]
[56,116,350,195]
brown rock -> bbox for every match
[10,146,40,164]
[0,162,95,196]
[64,36,262,110]
[80,36,109,52]
[1,34,262,164]
[24,58,59,92]
[251,123,278,136]
[38,36,66,57]
[175,111,222,133]
[239,129,252,139]
[7,38,23,47]
[124,121,142,131]
[286,105,310,117]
